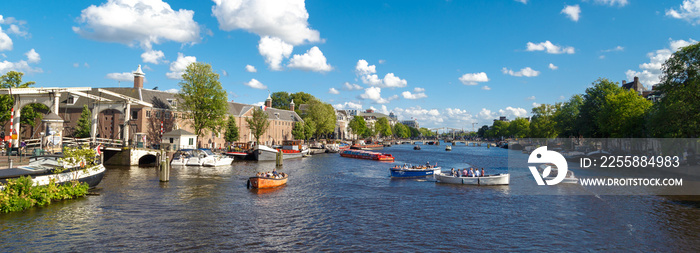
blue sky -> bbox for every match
[0,0,698,129]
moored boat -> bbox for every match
[351,144,384,150]
[434,172,509,185]
[0,155,106,190]
[390,166,441,178]
[538,163,578,184]
[414,145,421,150]
[253,145,302,161]
[247,173,288,189]
[340,149,395,161]
[446,145,452,151]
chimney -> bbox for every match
[289,100,295,111]
[622,80,626,85]
[133,64,145,89]
[265,94,272,108]
[634,76,639,83]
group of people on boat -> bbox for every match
[450,167,485,177]
[256,169,286,179]
[393,162,438,170]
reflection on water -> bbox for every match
[1,145,699,251]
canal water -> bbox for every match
[2,145,699,251]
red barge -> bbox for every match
[340,149,395,161]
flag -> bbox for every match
[260,105,267,111]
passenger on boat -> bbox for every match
[481,168,485,177]
[451,168,456,177]
[475,168,481,177]
[468,168,474,177]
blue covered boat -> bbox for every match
[390,166,442,178]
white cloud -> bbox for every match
[478,106,528,120]
[458,72,489,85]
[666,0,700,25]
[481,85,491,90]
[258,36,293,71]
[342,82,363,90]
[0,60,42,75]
[328,88,339,94]
[626,38,697,86]
[355,59,407,88]
[382,73,407,88]
[532,102,540,107]
[222,70,229,76]
[515,0,528,4]
[141,50,165,64]
[526,96,536,100]
[355,59,377,75]
[105,72,134,82]
[0,27,11,51]
[245,64,257,73]
[25,49,40,63]
[393,106,443,124]
[333,101,363,110]
[244,78,267,89]
[402,87,428,99]
[378,59,386,64]
[548,63,558,70]
[359,87,395,104]
[73,63,80,68]
[1,16,28,37]
[165,88,178,93]
[559,95,566,100]
[166,53,196,80]
[73,0,200,50]
[602,46,624,52]
[561,5,581,22]
[526,41,575,54]
[287,46,332,72]
[502,67,540,77]
[594,0,628,7]
[212,0,321,45]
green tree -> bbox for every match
[292,122,305,140]
[246,108,269,145]
[1,71,39,132]
[477,125,489,138]
[177,62,228,146]
[302,99,336,138]
[375,117,392,137]
[649,41,700,137]
[579,78,623,137]
[303,120,316,140]
[490,120,510,138]
[74,105,92,138]
[224,116,239,143]
[530,103,561,138]
[419,127,434,137]
[408,126,421,138]
[597,88,652,137]
[270,91,291,110]
[509,117,530,138]
[554,95,584,137]
[393,122,409,138]
[348,116,367,140]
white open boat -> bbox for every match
[538,163,578,184]
[435,172,510,185]
[0,155,106,190]
[175,149,233,167]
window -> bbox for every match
[155,111,160,118]
[146,110,151,118]
[131,111,138,120]
[167,99,177,107]
[169,138,174,143]
[189,138,194,145]
[165,112,171,119]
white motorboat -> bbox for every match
[538,163,578,184]
[445,145,452,151]
[171,149,194,166]
[0,155,106,191]
[435,172,510,185]
[199,149,234,167]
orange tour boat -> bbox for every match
[247,173,288,189]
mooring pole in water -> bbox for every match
[276,149,283,167]
[159,149,169,182]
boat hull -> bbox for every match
[0,164,106,190]
[202,157,234,167]
[390,167,441,178]
[248,176,288,189]
[254,149,302,161]
[435,172,510,185]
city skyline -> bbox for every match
[0,0,698,128]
